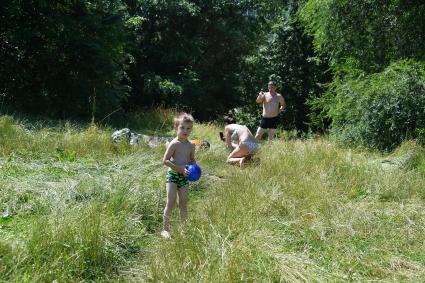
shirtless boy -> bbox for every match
[161,113,196,239]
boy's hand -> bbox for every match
[177,166,189,176]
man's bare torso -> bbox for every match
[262,92,282,118]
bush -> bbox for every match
[325,60,425,150]
[232,107,261,133]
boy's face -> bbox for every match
[176,121,193,140]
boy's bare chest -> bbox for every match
[174,142,192,155]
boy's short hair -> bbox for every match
[174,113,194,128]
[268,80,277,86]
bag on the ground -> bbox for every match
[111,128,141,145]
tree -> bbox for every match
[125,0,282,120]
[236,0,330,132]
[299,0,425,74]
[0,1,131,119]
[299,0,425,148]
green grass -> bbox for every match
[1,112,425,282]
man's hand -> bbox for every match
[256,91,265,103]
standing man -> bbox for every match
[255,80,286,142]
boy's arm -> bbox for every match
[190,143,196,164]
[162,142,186,175]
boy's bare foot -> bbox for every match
[239,157,246,168]
[160,230,171,239]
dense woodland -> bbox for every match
[1,0,425,150]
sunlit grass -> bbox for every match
[1,113,424,282]
[130,139,425,282]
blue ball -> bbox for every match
[186,164,202,181]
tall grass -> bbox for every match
[0,153,167,281]
[130,139,425,282]
[1,112,425,282]
[0,108,179,159]
[0,111,221,282]
[0,112,173,282]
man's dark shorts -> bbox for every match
[260,116,279,129]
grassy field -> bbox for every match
[1,112,425,282]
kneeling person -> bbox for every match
[222,115,259,168]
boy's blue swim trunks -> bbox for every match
[166,169,188,188]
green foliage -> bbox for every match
[298,0,425,148]
[0,116,23,145]
[323,60,425,150]
[1,1,131,119]
[232,108,261,133]
[54,148,77,162]
[126,0,281,120]
[2,0,425,151]
[238,3,330,132]
[418,128,425,145]
[299,0,425,73]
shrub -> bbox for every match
[324,60,425,150]
[0,116,23,145]
[232,107,261,133]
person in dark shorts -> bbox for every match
[260,116,279,130]
[255,80,286,141]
